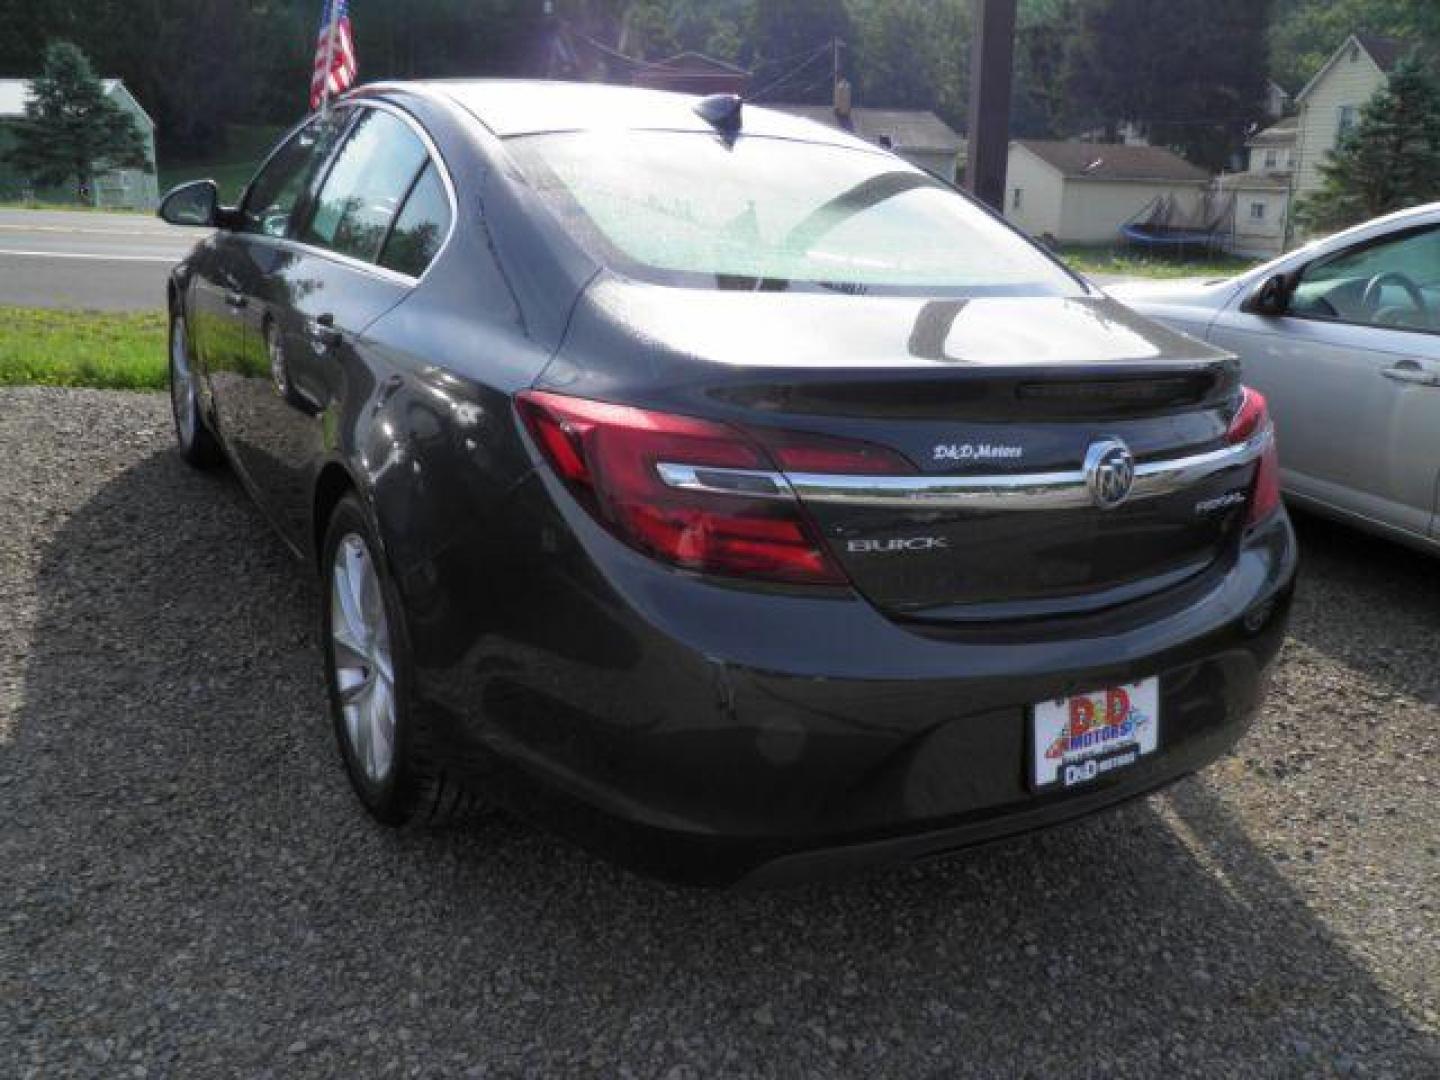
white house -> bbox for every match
[1213,33,1412,254]
[1003,140,1210,245]
[1263,80,1292,121]
[1292,33,1408,202]
[0,77,159,209]
[774,87,965,182]
[1214,117,1296,257]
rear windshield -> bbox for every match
[509,130,1084,297]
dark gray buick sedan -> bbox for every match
[157,80,1296,885]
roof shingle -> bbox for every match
[1355,34,1408,74]
[1014,140,1209,183]
[769,104,963,154]
[1247,118,1297,148]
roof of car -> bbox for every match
[410,79,878,152]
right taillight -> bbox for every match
[516,390,912,585]
[1226,386,1280,526]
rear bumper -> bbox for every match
[408,472,1296,886]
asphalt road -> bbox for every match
[0,208,1208,314]
[2,387,1437,1077]
[0,209,200,311]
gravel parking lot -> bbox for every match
[2,386,1436,1078]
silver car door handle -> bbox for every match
[1381,363,1440,387]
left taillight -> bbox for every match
[517,390,888,585]
[1226,386,1281,526]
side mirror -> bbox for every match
[1240,272,1294,317]
[158,179,221,227]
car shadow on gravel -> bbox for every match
[6,449,1437,1076]
[1283,508,1440,708]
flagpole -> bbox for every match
[319,0,340,115]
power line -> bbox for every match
[747,43,837,103]
[571,30,644,68]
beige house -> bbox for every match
[774,94,964,182]
[1002,140,1210,245]
[1292,34,1408,201]
[1213,33,1411,255]
[1263,79,1292,121]
[0,77,159,209]
[1215,117,1296,257]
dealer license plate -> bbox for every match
[1031,678,1160,790]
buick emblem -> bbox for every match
[1084,438,1135,510]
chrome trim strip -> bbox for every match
[654,463,793,500]
[779,428,1270,511]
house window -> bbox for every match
[1250,202,1266,220]
[1338,105,1359,139]
[1012,187,1023,210]
[1264,149,1278,168]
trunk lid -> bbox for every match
[731,364,1248,619]
[547,281,1252,620]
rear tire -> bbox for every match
[320,494,481,826]
[169,312,224,469]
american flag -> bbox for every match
[310,0,356,111]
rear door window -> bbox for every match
[302,109,429,264]
[378,163,451,277]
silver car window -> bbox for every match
[1291,226,1440,332]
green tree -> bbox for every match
[745,0,853,103]
[1298,57,1440,231]
[1012,0,1075,137]
[1270,0,1440,94]
[7,40,149,201]
[1067,0,1271,170]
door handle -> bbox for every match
[1381,362,1440,387]
[223,291,247,310]
[306,313,342,348]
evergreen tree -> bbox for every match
[1299,57,1440,231]
[7,40,149,201]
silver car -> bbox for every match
[1114,204,1440,555]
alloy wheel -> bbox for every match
[170,316,197,445]
[329,533,397,784]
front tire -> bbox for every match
[169,312,223,469]
[320,494,479,826]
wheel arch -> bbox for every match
[312,461,361,568]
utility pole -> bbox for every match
[964,0,1017,212]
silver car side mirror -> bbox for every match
[1240,272,1294,318]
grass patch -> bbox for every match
[0,200,138,213]
[158,123,287,203]
[1059,245,1258,280]
[0,307,168,390]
